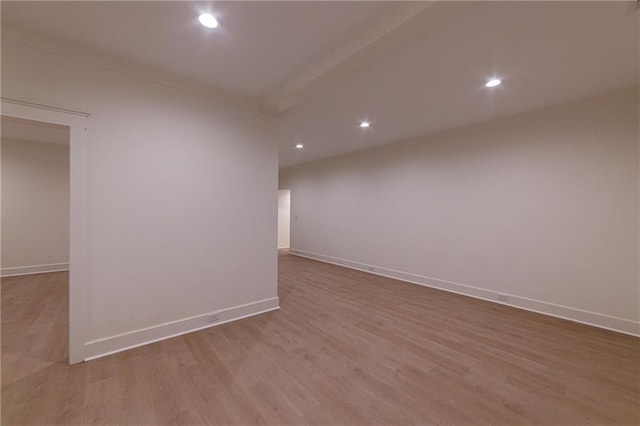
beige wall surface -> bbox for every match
[281,91,640,334]
[2,34,278,351]
[1,138,70,273]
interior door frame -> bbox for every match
[2,97,90,364]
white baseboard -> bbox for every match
[1,263,69,277]
[289,248,640,337]
[84,297,280,361]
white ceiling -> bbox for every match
[2,1,638,168]
[1,116,70,145]
[1,1,394,98]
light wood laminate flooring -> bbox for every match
[2,252,639,425]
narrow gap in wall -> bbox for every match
[278,189,291,251]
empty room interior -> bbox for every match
[1,1,639,425]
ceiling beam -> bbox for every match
[260,1,477,115]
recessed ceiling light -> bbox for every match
[199,13,219,29]
[359,121,370,128]
[295,144,304,149]
[485,78,502,88]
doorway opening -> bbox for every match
[1,116,70,367]
[278,189,291,250]
[1,117,70,276]
[1,98,89,364]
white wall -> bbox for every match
[1,138,70,276]
[278,189,291,248]
[280,90,640,335]
[2,31,279,359]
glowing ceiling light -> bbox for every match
[199,13,219,29]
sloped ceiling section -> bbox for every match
[2,1,638,167]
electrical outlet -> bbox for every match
[206,313,220,323]
[497,294,509,302]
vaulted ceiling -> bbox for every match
[3,1,638,167]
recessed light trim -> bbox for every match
[359,121,370,128]
[295,144,304,149]
[199,13,219,29]
[485,78,502,88]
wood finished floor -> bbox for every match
[2,252,639,425]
